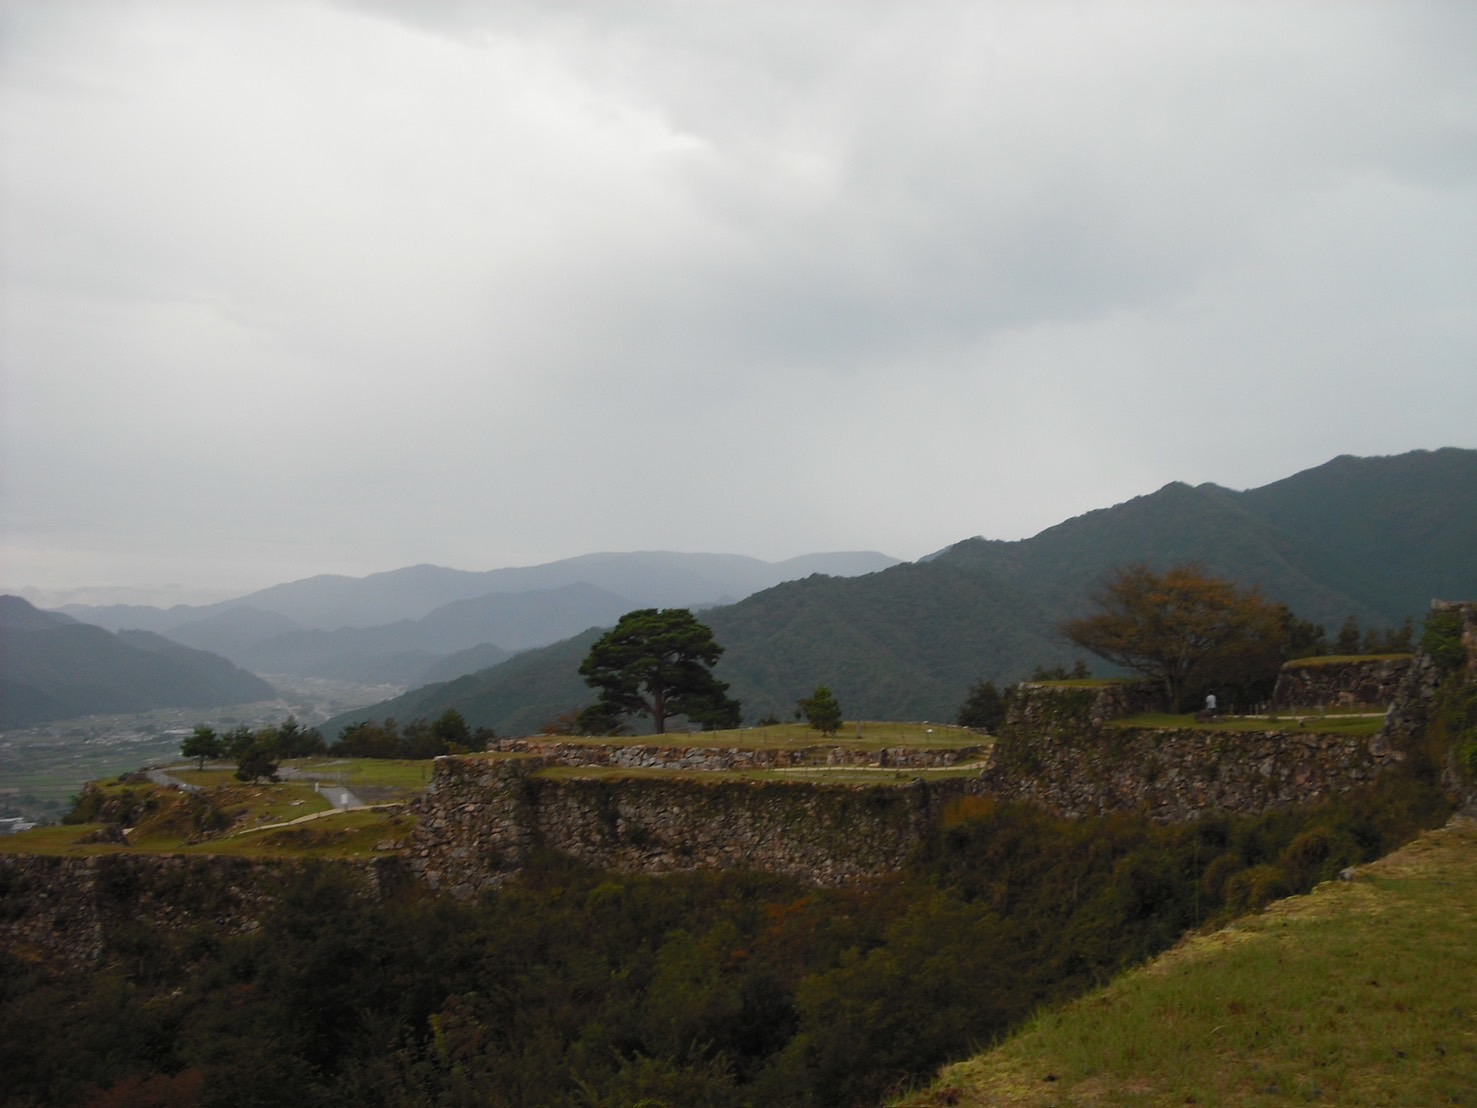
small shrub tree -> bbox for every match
[956,679,1008,732]
[235,740,279,783]
[799,686,843,736]
[181,724,225,770]
[1422,606,1467,672]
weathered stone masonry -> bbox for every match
[409,755,972,898]
[980,724,1402,823]
[489,737,987,770]
[982,602,1477,822]
[1272,655,1414,711]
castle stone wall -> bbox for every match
[409,755,972,898]
[490,738,986,771]
[1272,655,1413,710]
[980,725,1401,823]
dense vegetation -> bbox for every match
[329,709,493,760]
[3,765,1452,1107]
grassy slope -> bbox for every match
[0,758,432,859]
[900,815,1477,1108]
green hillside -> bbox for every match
[900,814,1477,1107]
[0,598,277,729]
[322,449,1477,740]
[1237,448,1477,622]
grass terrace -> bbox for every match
[533,763,987,785]
[0,757,423,860]
[512,720,986,751]
[1108,711,1387,737]
[1282,653,1414,667]
[0,808,414,860]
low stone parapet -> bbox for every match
[1272,655,1413,711]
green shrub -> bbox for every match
[1421,607,1466,672]
[1222,864,1289,913]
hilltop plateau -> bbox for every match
[1,603,1473,1105]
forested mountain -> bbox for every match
[322,448,1477,738]
[0,597,276,728]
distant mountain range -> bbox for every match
[0,597,277,729]
[52,551,902,686]
[319,448,1477,738]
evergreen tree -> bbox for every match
[579,609,741,734]
[799,685,843,736]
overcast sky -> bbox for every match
[3,1,1474,606]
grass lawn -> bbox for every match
[0,806,413,860]
[1110,712,1386,738]
[181,808,414,859]
[534,764,987,785]
[519,721,985,750]
[169,758,435,798]
[1282,653,1413,668]
[0,758,429,859]
[898,815,1477,1107]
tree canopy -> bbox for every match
[956,679,1008,732]
[1060,563,1286,712]
[331,710,492,759]
[578,608,742,734]
[799,685,843,736]
[180,724,224,770]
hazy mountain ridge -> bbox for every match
[47,551,900,688]
[223,583,628,685]
[0,597,277,729]
[58,551,901,633]
[321,448,1477,738]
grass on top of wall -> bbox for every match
[1109,713,1386,737]
[521,721,985,750]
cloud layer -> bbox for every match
[3,1,1474,601]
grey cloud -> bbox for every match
[2,1,1474,599]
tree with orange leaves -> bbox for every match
[1061,563,1286,712]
